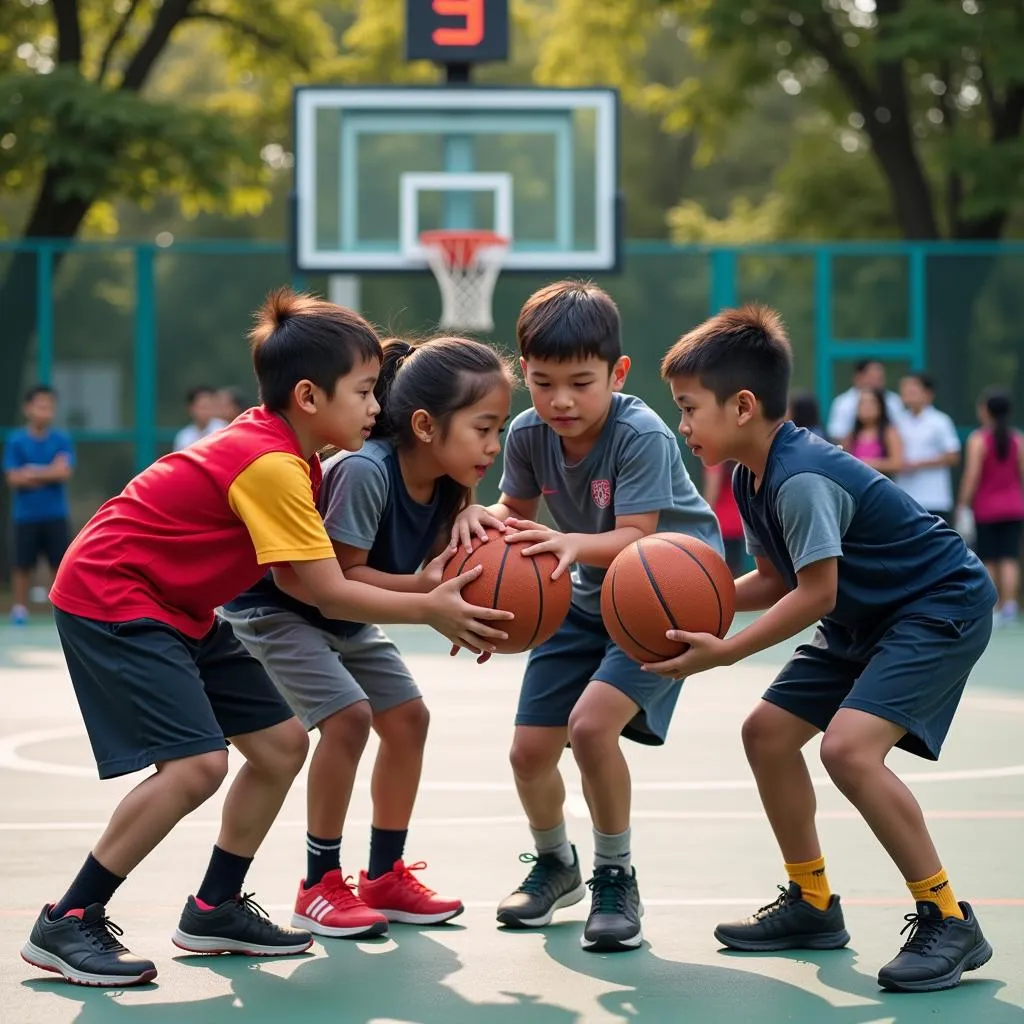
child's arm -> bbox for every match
[644,472,852,679]
[2,437,37,489]
[332,539,455,594]
[31,452,73,483]
[956,432,985,509]
[734,556,790,612]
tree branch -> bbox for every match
[185,10,310,69]
[936,61,962,236]
[977,58,1001,127]
[993,82,1024,142]
[119,0,195,93]
[96,0,143,86]
[52,0,82,67]
[793,19,879,120]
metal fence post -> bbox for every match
[134,246,157,471]
[709,248,738,314]
[814,249,833,415]
[35,243,54,384]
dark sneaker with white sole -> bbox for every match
[877,901,992,993]
[173,893,313,956]
[581,865,643,952]
[714,882,851,951]
[496,846,586,928]
[21,904,158,987]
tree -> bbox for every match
[533,0,1024,242]
[0,0,340,427]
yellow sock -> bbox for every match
[784,856,831,912]
[908,869,964,920]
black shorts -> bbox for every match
[54,609,295,779]
[974,519,1023,562]
[14,517,69,570]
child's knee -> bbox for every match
[819,729,871,789]
[161,749,229,809]
[509,730,563,781]
[376,699,430,747]
[248,718,309,778]
[741,705,791,763]
[319,700,373,751]
[566,710,616,763]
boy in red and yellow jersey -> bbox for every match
[21,290,511,988]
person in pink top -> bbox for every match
[957,387,1024,623]
[841,388,903,476]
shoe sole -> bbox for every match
[713,927,851,952]
[496,883,587,929]
[291,912,389,939]
[171,929,314,956]
[20,941,158,987]
[877,939,993,993]
[581,926,644,952]
[372,905,465,925]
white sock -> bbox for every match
[530,822,574,867]
[593,827,631,872]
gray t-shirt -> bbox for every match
[499,393,723,615]
[743,473,856,571]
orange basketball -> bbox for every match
[441,527,572,655]
[600,532,736,664]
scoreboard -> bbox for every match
[405,0,510,66]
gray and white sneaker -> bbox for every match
[581,865,643,952]
[496,846,586,928]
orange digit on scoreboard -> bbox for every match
[432,0,484,47]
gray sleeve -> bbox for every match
[775,474,855,571]
[319,455,389,549]
[613,433,679,515]
[743,520,766,557]
[497,422,540,500]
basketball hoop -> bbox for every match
[420,229,508,333]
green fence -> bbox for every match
[2,239,1024,525]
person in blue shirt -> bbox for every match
[3,385,74,624]
[653,305,996,994]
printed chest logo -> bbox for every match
[591,479,612,509]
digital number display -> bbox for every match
[406,0,509,64]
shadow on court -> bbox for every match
[536,925,1024,1024]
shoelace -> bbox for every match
[898,912,946,954]
[754,885,792,920]
[82,914,129,953]
[235,893,270,920]
[587,872,630,915]
[514,853,557,896]
[321,875,364,907]
[396,861,435,897]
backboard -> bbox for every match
[292,87,620,273]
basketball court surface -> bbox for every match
[2,615,1022,1024]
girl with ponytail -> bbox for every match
[222,333,516,937]
[957,387,1024,622]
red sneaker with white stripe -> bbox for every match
[358,860,464,925]
[291,870,388,939]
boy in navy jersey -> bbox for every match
[654,306,996,993]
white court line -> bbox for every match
[3,808,1023,831]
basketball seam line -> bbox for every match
[524,552,543,650]
[656,537,724,637]
[609,561,668,659]
[637,544,679,633]
[493,543,512,610]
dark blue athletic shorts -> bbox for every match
[765,612,992,760]
[516,605,683,746]
[54,608,295,779]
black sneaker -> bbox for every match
[172,893,313,956]
[581,865,643,952]
[714,882,850,951]
[877,901,992,992]
[496,846,586,928]
[21,904,157,987]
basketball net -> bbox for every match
[420,229,508,333]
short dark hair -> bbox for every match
[23,384,56,403]
[516,280,621,367]
[854,358,883,375]
[186,385,215,405]
[788,390,821,430]
[249,288,383,412]
[903,371,935,393]
[660,305,792,419]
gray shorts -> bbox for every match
[218,607,421,730]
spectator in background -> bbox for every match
[826,359,903,441]
[842,387,903,476]
[894,373,960,525]
[957,387,1024,624]
[173,385,227,450]
[216,386,248,423]
[2,385,74,625]
[787,391,826,437]
[702,461,745,577]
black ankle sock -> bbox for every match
[367,827,408,880]
[305,833,341,888]
[50,853,125,920]
[195,846,253,908]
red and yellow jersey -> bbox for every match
[51,407,334,638]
